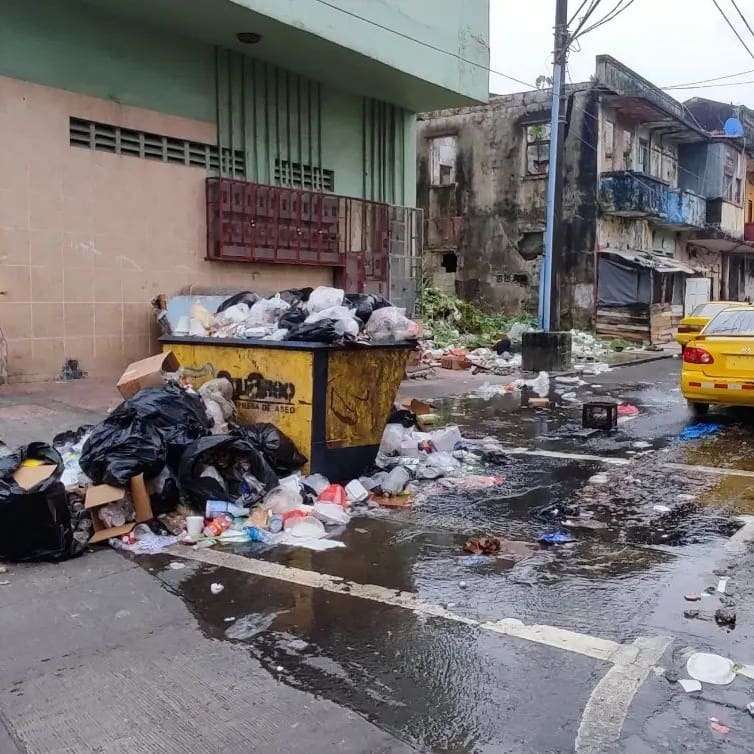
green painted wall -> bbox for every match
[0,0,414,205]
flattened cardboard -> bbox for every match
[12,464,56,490]
[116,351,180,399]
[86,474,154,544]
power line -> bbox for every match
[571,0,638,42]
[663,68,754,89]
[310,0,535,89]
[665,78,754,90]
[569,0,605,40]
[711,0,754,59]
[730,0,754,40]
[567,0,594,27]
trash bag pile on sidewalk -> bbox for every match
[165,285,421,345]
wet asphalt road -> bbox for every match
[144,357,754,753]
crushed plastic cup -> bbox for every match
[285,515,326,539]
[303,473,330,495]
[686,652,737,685]
[313,502,351,526]
[345,479,369,503]
[381,466,410,495]
[318,484,348,507]
[262,485,303,514]
[429,426,462,453]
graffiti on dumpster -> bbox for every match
[219,370,298,415]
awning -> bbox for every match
[598,248,699,275]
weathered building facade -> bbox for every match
[0,0,489,382]
[417,56,754,340]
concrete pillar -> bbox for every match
[522,331,572,372]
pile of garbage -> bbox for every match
[163,286,421,345]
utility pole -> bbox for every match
[538,0,569,331]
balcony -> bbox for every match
[599,171,706,230]
[706,198,744,240]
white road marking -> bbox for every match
[169,542,670,754]
[506,448,631,465]
[576,635,671,754]
[663,462,754,478]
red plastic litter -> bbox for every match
[317,484,348,507]
[709,720,730,735]
[281,509,307,524]
[617,403,639,417]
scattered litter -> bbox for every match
[224,616,236,622]
[717,577,729,593]
[709,719,730,735]
[684,609,700,619]
[653,505,671,513]
[168,561,186,570]
[210,583,224,595]
[678,679,702,693]
[617,403,639,417]
[679,423,721,441]
[461,537,535,561]
[0,580,10,586]
[588,474,609,485]
[677,493,696,501]
[459,580,467,589]
[684,593,702,602]
[686,652,736,685]
[738,665,754,679]
[344,479,369,503]
[632,441,652,449]
[538,531,574,545]
[111,524,177,555]
[715,607,736,628]
[747,702,754,716]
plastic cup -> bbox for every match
[186,516,204,539]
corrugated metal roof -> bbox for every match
[599,248,699,275]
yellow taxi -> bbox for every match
[681,306,754,415]
[675,301,749,349]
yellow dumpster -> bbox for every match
[160,336,414,479]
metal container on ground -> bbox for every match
[160,336,413,479]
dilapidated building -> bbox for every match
[417,56,754,342]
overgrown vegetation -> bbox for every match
[419,286,535,348]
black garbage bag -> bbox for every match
[0,443,84,562]
[388,406,417,428]
[278,304,308,330]
[80,384,212,486]
[278,287,313,306]
[235,423,307,473]
[52,424,94,448]
[343,293,390,323]
[216,291,259,313]
[177,434,278,509]
[285,319,341,343]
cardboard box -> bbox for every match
[12,464,56,490]
[85,474,153,544]
[116,351,180,399]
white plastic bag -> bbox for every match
[380,423,409,454]
[365,307,421,343]
[313,502,351,525]
[285,515,326,539]
[429,425,462,452]
[262,485,303,514]
[215,302,250,326]
[306,305,360,338]
[246,295,290,326]
[307,286,345,313]
[524,371,550,397]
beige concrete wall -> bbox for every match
[0,76,332,382]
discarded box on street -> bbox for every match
[85,473,153,543]
[12,463,56,490]
[116,351,181,399]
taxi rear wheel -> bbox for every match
[687,400,709,416]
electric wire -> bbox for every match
[730,0,754,40]
[711,0,754,59]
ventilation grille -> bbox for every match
[69,117,245,175]
[274,159,334,192]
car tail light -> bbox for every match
[677,325,699,333]
[683,347,714,364]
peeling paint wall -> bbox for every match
[416,86,599,328]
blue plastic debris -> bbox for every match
[538,531,574,545]
[679,423,721,441]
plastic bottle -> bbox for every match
[244,526,273,543]
[203,515,232,538]
[269,514,284,533]
[206,500,249,519]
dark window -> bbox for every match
[525,124,550,176]
[441,252,457,273]
[747,200,753,223]
[639,139,650,174]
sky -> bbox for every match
[488,0,754,108]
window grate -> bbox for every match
[69,117,245,175]
[274,159,334,192]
